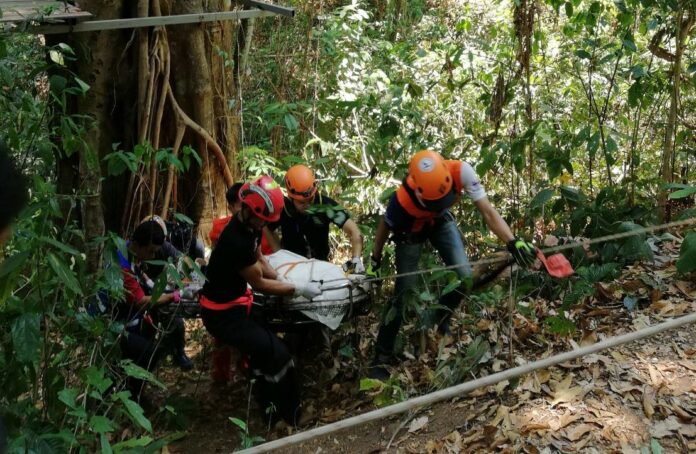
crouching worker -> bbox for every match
[200,176,321,425]
[117,220,181,401]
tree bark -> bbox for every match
[659,9,694,222]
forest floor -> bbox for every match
[153,236,696,453]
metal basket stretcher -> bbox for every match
[158,251,373,331]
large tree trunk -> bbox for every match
[54,0,241,254]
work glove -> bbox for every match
[365,255,381,278]
[342,257,366,274]
[293,282,322,299]
[171,290,181,303]
[506,238,537,267]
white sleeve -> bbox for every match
[460,162,487,202]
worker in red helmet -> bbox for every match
[208,182,274,384]
[200,175,321,424]
[268,164,364,273]
[367,151,536,380]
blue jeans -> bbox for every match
[374,216,472,357]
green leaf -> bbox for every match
[229,417,248,431]
[668,187,696,199]
[58,388,80,409]
[650,438,663,454]
[631,65,646,79]
[676,231,696,274]
[544,314,576,335]
[574,49,591,60]
[117,393,153,432]
[359,377,384,391]
[83,366,113,394]
[90,415,116,434]
[121,360,166,390]
[100,434,113,454]
[283,113,299,132]
[74,77,90,94]
[112,436,153,450]
[173,212,194,225]
[564,2,573,17]
[442,278,462,295]
[628,80,643,107]
[623,35,637,53]
[12,313,41,363]
[39,236,81,256]
[0,250,30,278]
[530,188,555,209]
[47,252,83,295]
[407,81,423,98]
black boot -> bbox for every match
[367,354,391,381]
[174,349,194,370]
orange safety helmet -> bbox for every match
[285,164,317,201]
[239,175,284,222]
[406,150,456,211]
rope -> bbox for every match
[237,311,696,453]
[356,217,696,284]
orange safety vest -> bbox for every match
[394,160,463,233]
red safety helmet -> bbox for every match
[285,164,317,201]
[406,150,456,211]
[239,175,284,222]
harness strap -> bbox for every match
[200,288,253,314]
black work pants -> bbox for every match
[119,321,163,399]
[202,306,300,424]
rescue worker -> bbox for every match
[200,175,321,424]
[136,216,194,370]
[208,183,272,384]
[367,150,536,380]
[118,220,181,400]
[268,164,364,273]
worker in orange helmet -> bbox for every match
[367,151,536,380]
[200,175,321,424]
[268,164,364,273]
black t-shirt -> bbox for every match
[202,215,260,303]
[269,194,349,261]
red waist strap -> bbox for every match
[200,288,253,312]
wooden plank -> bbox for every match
[29,9,279,34]
[1,11,92,23]
[0,0,91,24]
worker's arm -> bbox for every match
[240,260,321,299]
[370,217,390,262]
[240,261,294,296]
[341,218,363,258]
[257,247,277,280]
[473,197,515,243]
[137,292,177,307]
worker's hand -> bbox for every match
[342,257,365,274]
[171,290,181,304]
[506,238,537,267]
[293,282,322,299]
[365,255,381,278]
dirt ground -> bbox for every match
[155,248,696,454]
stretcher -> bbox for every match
[157,249,373,330]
